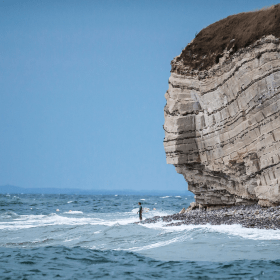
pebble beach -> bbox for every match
[141,205,280,230]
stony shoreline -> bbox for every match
[141,205,280,230]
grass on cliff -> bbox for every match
[178,4,280,71]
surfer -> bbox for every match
[137,202,143,221]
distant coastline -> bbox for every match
[0,185,193,196]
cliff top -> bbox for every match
[176,4,280,71]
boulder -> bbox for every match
[179,208,186,214]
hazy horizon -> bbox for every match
[0,184,193,195]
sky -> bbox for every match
[0,0,278,193]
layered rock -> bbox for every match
[164,34,280,208]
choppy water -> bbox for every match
[1,194,280,279]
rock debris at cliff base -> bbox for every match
[141,205,280,230]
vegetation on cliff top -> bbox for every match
[178,4,280,71]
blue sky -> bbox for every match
[0,0,277,192]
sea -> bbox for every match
[0,194,280,279]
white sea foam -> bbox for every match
[175,196,181,198]
[160,196,170,199]
[141,221,280,240]
[63,211,83,214]
[67,201,73,204]
[4,209,276,242]
[205,224,280,240]
[0,207,176,231]
[124,236,183,252]
[0,213,138,230]
[63,236,81,242]
[140,199,145,201]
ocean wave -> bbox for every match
[4,238,53,246]
[0,208,175,230]
[63,211,83,214]
[124,236,183,252]
[0,213,138,230]
[141,222,280,240]
[1,194,279,269]
[63,236,81,243]
[0,211,19,219]
[0,246,279,279]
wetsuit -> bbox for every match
[139,205,142,220]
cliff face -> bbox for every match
[164,28,280,207]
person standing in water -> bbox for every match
[137,202,143,221]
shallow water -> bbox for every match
[1,194,280,279]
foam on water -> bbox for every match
[0,214,128,230]
[125,236,183,252]
[2,206,280,241]
[141,221,280,240]
[0,208,172,231]
[1,194,280,278]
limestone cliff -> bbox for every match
[164,6,280,208]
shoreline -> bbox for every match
[141,205,280,230]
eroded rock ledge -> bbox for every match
[164,28,280,207]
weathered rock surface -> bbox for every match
[164,29,280,207]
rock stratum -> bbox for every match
[164,5,280,209]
